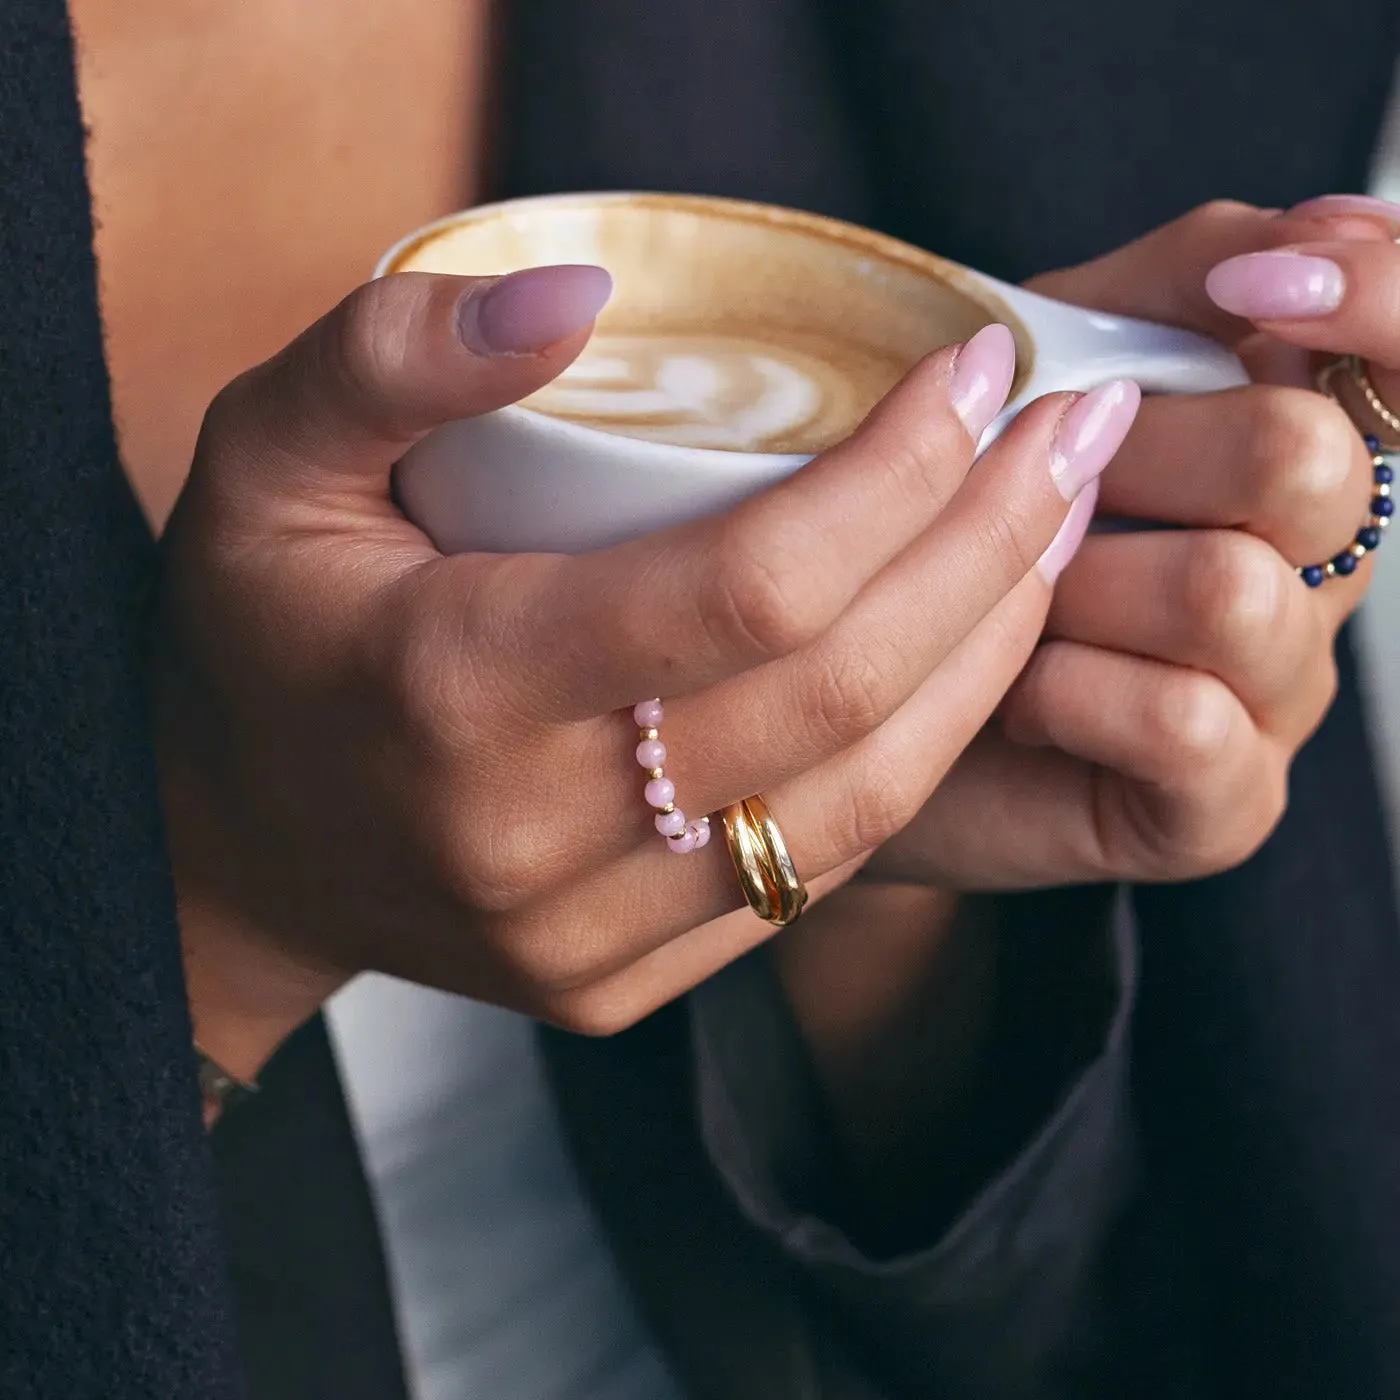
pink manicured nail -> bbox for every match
[948,323,1016,440]
[1205,251,1344,320]
[1287,194,1400,230]
[1038,476,1099,583]
[1050,380,1141,500]
[458,264,613,354]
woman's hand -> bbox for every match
[155,265,1138,1074]
[867,199,1390,892]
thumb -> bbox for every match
[200,265,612,498]
[1024,199,1384,346]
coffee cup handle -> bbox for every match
[967,272,1250,447]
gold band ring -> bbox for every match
[720,796,808,928]
[721,800,782,923]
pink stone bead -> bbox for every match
[690,819,711,850]
[667,828,698,855]
[655,808,687,838]
[633,699,664,727]
[636,738,666,768]
[644,777,675,808]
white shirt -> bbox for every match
[328,978,680,1400]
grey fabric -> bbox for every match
[688,902,1136,1397]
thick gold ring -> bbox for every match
[720,800,781,923]
[739,794,808,926]
[720,796,808,927]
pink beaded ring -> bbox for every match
[633,699,711,855]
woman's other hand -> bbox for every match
[869,200,1386,891]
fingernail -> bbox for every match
[1050,379,1141,500]
[1204,251,1344,320]
[457,264,613,355]
[1287,194,1400,232]
[1038,475,1099,583]
[948,323,1016,440]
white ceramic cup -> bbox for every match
[378,192,1248,556]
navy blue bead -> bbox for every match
[1358,526,1382,550]
[1301,564,1326,588]
[1376,463,1394,485]
[1374,497,1396,517]
[1365,434,1382,454]
[1333,552,1359,576]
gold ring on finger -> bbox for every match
[740,794,809,926]
[721,801,782,923]
[720,796,808,928]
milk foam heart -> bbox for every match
[386,193,1005,455]
[524,332,899,454]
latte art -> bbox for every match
[387,193,1007,458]
[523,333,904,455]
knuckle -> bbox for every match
[1183,198,1259,233]
[436,808,544,915]
[805,642,891,748]
[1203,762,1288,877]
[327,284,416,430]
[973,498,1044,592]
[1143,672,1237,772]
[706,525,831,661]
[374,600,480,759]
[853,414,959,509]
[540,985,648,1038]
[1181,532,1284,663]
[844,753,921,855]
[1245,389,1356,518]
[381,612,450,742]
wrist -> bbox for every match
[771,882,995,1157]
[179,886,341,1086]
[770,883,1118,1257]
[151,632,344,1087]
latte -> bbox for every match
[385,193,1025,455]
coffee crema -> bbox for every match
[389,194,1023,455]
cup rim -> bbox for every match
[375,190,1034,466]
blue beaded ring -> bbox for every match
[1297,435,1394,588]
